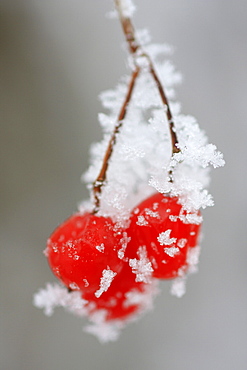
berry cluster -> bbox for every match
[34,0,224,342]
[46,191,201,325]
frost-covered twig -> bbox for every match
[115,0,179,156]
[93,0,182,212]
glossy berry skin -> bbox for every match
[46,212,124,294]
[84,259,148,321]
[126,192,201,279]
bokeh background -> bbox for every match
[1,0,247,369]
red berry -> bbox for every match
[46,212,124,295]
[126,192,201,279]
[84,260,148,321]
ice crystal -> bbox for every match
[109,0,136,19]
[186,245,201,274]
[118,232,131,259]
[125,279,159,311]
[170,243,201,298]
[33,283,87,317]
[129,246,154,283]
[84,320,123,343]
[95,268,117,298]
[144,208,160,218]
[95,243,105,253]
[135,28,151,47]
[170,276,186,298]
[157,229,177,246]
[164,246,180,257]
[136,215,148,226]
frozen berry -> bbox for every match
[126,192,201,279]
[46,212,124,294]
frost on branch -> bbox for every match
[109,0,136,19]
[83,39,224,220]
[119,0,136,18]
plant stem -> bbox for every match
[92,67,140,212]
[115,0,180,155]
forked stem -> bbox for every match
[92,1,180,211]
[115,0,180,155]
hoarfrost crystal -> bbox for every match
[95,268,117,298]
[129,246,154,283]
[158,230,177,246]
[33,283,88,317]
[164,246,180,257]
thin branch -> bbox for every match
[115,0,180,155]
[92,67,140,212]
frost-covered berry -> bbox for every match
[126,192,201,279]
[84,260,155,322]
[46,212,124,295]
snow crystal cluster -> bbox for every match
[34,281,159,343]
[34,1,224,343]
[83,33,224,222]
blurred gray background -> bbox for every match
[1,0,247,369]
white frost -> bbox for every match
[164,246,180,257]
[136,215,148,226]
[95,268,117,298]
[129,246,154,283]
[95,243,105,253]
[84,320,123,343]
[118,232,131,259]
[170,277,187,298]
[109,0,136,19]
[186,245,201,274]
[118,0,136,18]
[33,283,87,317]
[157,229,177,245]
